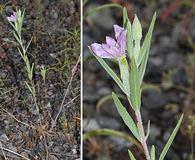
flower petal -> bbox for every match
[7,12,17,22]
[118,30,127,54]
[106,36,117,47]
[102,44,120,58]
[91,43,114,58]
[114,25,124,40]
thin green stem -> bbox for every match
[135,111,150,160]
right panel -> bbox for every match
[83,1,192,160]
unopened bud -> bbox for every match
[132,14,142,41]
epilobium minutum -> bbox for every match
[89,7,183,160]
[91,25,127,60]
[7,9,39,113]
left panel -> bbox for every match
[0,0,80,159]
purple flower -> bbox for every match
[91,25,127,60]
[7,12,17,22]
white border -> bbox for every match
[80,0,83,159]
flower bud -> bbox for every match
[132,14,142,41]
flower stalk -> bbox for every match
[135,111,150,160]
[7,10,39,113]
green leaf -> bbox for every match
[159,114,184,160]
[137,12,156,66]
[123,7,128,27]
[112,92,140,140]
[119,58,130,96]
[89,48,127,95]
[127,20,134,59]
[151,145,155,160]
[122,7,134,58]
[129,56,141,110]
[132,14,142,41]
[138,44,150,85]
[128,150,136,160]
[145,120,150,140]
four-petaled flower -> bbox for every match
[91,25,127,60]
[7,12,17,22]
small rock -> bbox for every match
[163,52,185,70]
[88,4,115,30]
[143,89,167,109]
[0,134,9,143]
[83,118,100,132]
[97,116,121,130]
[50,155,59,160]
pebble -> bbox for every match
[83,118,100,132]
[97,116,121,130]
[143,89,168,109]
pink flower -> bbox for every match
[91,25,127,60]
[7,12,17,22]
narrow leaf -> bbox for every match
[151,145,155,160]
[89,48,127,95]
[159,114,183,160]
[145,120,150,140]
[130,56,141,110]
[119,58,130,96]
[139,44,150,85]
[25,82,33,94]
[112,92,140,140]
[138,12,156,66]
[123,7,128,27]
[127,20,134,58]
[25,37,33,52]
[128,150,136,160]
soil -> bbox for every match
[0,0,80,159]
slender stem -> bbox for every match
[135,111,150,160]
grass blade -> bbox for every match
[84,3,123,18]
[159,114,183,160]
[83,128,141,149]
[112,92,140,140]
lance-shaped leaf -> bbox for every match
[137,12,156,66]
[123,7,128,27]
[119,58,130,96]
[151,145,155,160]
[128,150,136,160]
[89,48,127,95]
[139,43,150,85]
[129,56,141,110]
[127,20,134,59]
[123,8,133,58]
[159,114,183,160]
[112,92,140,140]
